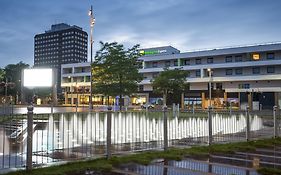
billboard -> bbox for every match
[23,69,53,87]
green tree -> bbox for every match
[4,61,29,104]
[0,68,5,81]
[152,68,189,107]
[93,41,143,109]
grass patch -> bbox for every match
[258,167,281,175]
[4,137,281,175]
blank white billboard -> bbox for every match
[23,69,53,87]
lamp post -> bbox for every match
[76,81,79,113]
[88,5,95,110]
[207,68,212,107]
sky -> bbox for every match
[0,0,281,67]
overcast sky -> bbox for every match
[1,0,281,67]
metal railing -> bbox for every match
[0,106,279,171]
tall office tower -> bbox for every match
[34,23,88,91]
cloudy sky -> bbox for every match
[0,0,281,67]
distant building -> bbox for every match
[34,23,88,90]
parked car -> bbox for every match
[141,103,155,109]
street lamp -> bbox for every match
[207,68,212,107]
[88,5,95,110]
[76,81,79,113]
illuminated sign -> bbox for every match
[252,53,260,60]
[139,49,167,55]
[23,69,53,87]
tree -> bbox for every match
[152,68,189,107]
[4,61,29,104]
[93,41,143,109]
[0,68,5,81]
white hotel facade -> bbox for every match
[61,42,281,110]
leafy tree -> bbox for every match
[4,61,29,104]
[93,41,143,109]
[152,68,189,107]
[0,68,5,81]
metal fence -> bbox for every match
[0,106,279,171]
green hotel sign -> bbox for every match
[139,49,167,55]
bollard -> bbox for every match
[106,106,112,159]
[208,106,212,145]
[273,106,278,138]
[163,106,168,151]
[246,106,250,141]
[192,103,195,114]
[26,105,34,171]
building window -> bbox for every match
[207,57,213,64]
[173,60,178,66]
[152,62,158,67]
[195,58,201,64]
[235,55,242,62]
[165,61,170,67]
[184,59,190,65]
[252,53,260,60]
[138,85,144,91]
[238,83,250,89]
[235,68,243,75]
[267,53,275,60]
[152,73,159,78]
[195,70,201,77]
[225,56,232,62]
[226,69,233,75]
[216,83,223,90]
[267,66,275,73]
[252,67,260,74]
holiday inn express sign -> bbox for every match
[139,49,167,55]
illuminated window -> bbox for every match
[252,53,260,60]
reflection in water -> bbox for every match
[125,159,259,175]
[0,112,266,168]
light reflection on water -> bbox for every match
[1,113,265,153]
[0,112,266,167]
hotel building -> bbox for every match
[34,23,88,89]
[61,42,281,110]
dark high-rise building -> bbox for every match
[34,23,88,90]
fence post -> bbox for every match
[246,106,250,141]
[163,106,168,151]
[273,105,278,138]
[208,106,212,145]
[106,106,112,159]
[192,103,195,114]
[26,105,34,171]
[229,102,232,116]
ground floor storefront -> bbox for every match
[63,91,281,111]
[135,91,281,110]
